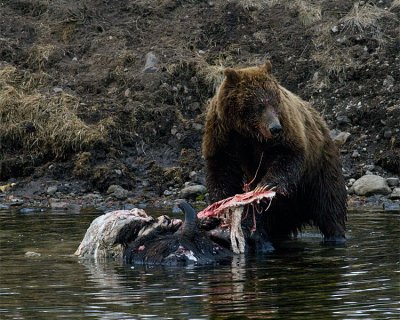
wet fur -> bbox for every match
[123,203,232,265]
[202,62,347,242]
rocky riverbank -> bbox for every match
[0,1,399,215]
[1,173,399,214]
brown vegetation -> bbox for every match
[0,0,398,195]
[0,65,107,158]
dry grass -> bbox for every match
[310,2,396,81]
[239,0,321,26]
[197,64,225,93]
[339,3,395,34]
[238,0,270,10]
[391,0,400,10]
[312,48,355,79]
[296,1,322,26]
[0,64,106,158]
[165,58,225,100]
[26,44,56,70]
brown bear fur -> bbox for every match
[202,61,347,243]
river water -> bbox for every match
[0,208,399,319]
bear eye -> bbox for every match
[256,95,269,107]
[256,103,265,111]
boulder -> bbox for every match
[333,131,351,146]
[50,200,81,212]
[142,52,158,73]
[388,188,400,200]
[179,184,207,199]
[386,177,399,187]
[107,185,129,200]
[46,186,58,195]
[351,175,392,196]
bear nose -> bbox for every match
[269,124,282,135]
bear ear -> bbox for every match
[224,68,240,83]
[262,60,272,74]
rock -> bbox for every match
[188,102,201,111]
[352,150,360,158]
[46,186,58,195]
[332,131,351,146]
[53,87,63,93]
[171,205,182,214]
[348,178,356,186]
[49,201,67,210]
[383,130,392,139]
[113,189,129,200]
[351,175,392,196]
[163,190,173,196]
[365,194,382,206]
[189,171,197,179]
[9,198,24,206]
[123,203,136,210]
[382,199,400,211]
[19,207,45,214]
[192,123,203,131]
[336,115,351,125]
[50,201,68,210]
[386,178,399,187]
[82,193,104,200]
[142,180,150,187]
[50,200,81,212]
[363,164,375,171]
[184,181,195,187]
[388,188,400,200]
[171,126,178,135]
[179,184,207,199]
[107,185,129,200]
[25,251,41,257]
[0,203,10,210]
[142,52,158,73]
[383,75,394,90]
[137,203,147,209]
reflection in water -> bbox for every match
[0,210,399,319]
[79,254,255,319]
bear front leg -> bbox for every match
[205,152,244,203]
[257,151,304,196]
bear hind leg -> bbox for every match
[312,185,347,244]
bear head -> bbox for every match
[217,61,282,141]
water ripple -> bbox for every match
[0,210,399,319]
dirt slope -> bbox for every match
[0,0,399,206]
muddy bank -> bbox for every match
[0,0,399,213]
[1,174,399,214]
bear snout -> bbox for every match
[257,124,272,140]
[269,123,282,136]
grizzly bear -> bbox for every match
[202,61,347,244]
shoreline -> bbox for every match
[1,185,399,214]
